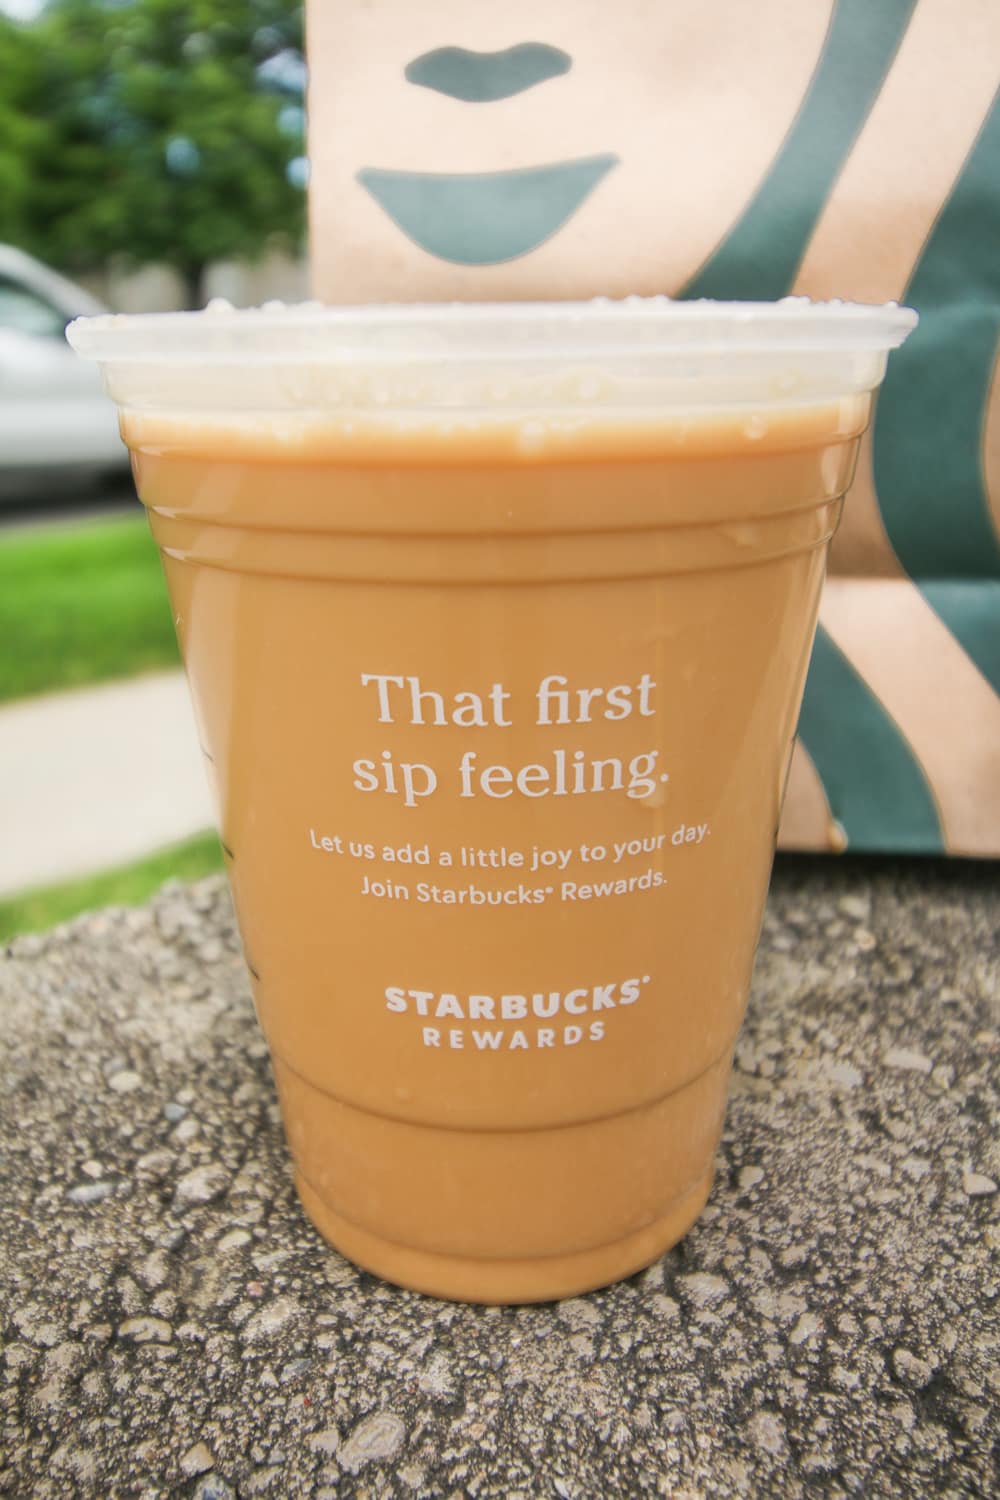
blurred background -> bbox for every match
[0,0,308,937]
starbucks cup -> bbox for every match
[69,299,915,1302]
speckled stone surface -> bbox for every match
[1,857,997,1499]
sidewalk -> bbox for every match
[0,671,213,898]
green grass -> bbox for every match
[0,831,225,944]
[0,511,179,702]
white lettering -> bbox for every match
[360,673,405,722]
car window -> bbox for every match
[0,276,68,339]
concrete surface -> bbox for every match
[0,857,997,1498]
[0,671,214,897]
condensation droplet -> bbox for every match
[518,420,546,454]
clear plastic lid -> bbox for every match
[67,297,917,414]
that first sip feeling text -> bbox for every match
[350,670,667,806]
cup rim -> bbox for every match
[67,296,918,366]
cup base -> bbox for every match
[294,1166,714,1304]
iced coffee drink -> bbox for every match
[69,299,915,1300]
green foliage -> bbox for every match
[0,17,51,247]
[0,510,180,702]
[0,831,225,942]
[3,0,306,304]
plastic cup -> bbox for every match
[69,298,915,1302]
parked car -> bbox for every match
[0,244,128,499]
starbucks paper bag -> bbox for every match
[307,0,1000,856]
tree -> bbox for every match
[24,0,307,307]
[0,17,53,249]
